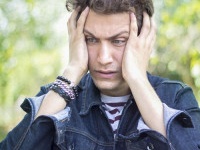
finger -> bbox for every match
[130,12,138,37]
[129,12,138,39]
[68,6,81,30]
[76,7,90,34]
[139,12,151,38]
[147,18,157,50]
[149,32,156,54]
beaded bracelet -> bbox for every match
[57,76,71,84]
[49,76,79,103]
[56,76,78,97]
[50,83,74,103]
[54,79,76,100]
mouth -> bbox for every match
[95,70,117,79]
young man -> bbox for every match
[1,0,200,149]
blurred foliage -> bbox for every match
[0,0,200,141]
[150,0,200,102]
[0,0,68,140]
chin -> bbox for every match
[93,78,115,88]
[93,79,127,96]
[95,80,117,89]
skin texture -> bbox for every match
[36,7,166,137]
[84,11,130,96]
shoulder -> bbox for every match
[148,73,199,110]
[148,73,187,90]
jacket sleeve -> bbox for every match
[0,83,73,150]
[166,85,200,150]
[0,84,62,150]
[0,95,57,150]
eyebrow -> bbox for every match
[83,29,129,40]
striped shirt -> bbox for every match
[101,94,130,136]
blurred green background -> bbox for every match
[0,0,200,141]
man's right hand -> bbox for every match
[63,7,90,85]
[35,7,90,118]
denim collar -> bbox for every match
[79,74,102,116]
[78,73,166,116]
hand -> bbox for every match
[63,7,90,84]
[122,12,156,83]
[122,14,166,136]
[36,8,90,117]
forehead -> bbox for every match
[84,10,130,37]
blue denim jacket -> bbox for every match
[1,73,200,150]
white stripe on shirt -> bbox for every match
[101,94,130,136]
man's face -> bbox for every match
[84,10,131,96]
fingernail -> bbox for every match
[84,6,89,12]
[131,12,136,20]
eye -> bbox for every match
[85,37,98,44]
[112,39,127,46]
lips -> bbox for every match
[95,70,117,79]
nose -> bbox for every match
[97,42,113,65]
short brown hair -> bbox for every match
[66,0,154,33]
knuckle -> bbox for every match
[67,24,73,33]
[67,17,74,27]
[76,18,83,27]
[67,20,70,27]
[152,24,157,32]
[151,20,157,31]
[144,23,150,30]
[135,41,143,49]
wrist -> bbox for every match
[123,70,147,83]
[62,65,87,85]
